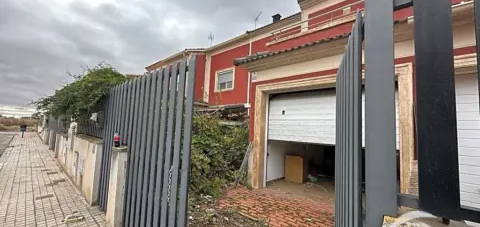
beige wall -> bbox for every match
[55,128,103,206]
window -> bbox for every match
[216,69,234,91]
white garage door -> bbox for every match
[268,90,336,145]
[456,74,480,210]
[268,89,400,147]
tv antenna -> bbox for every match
[208,32,215,46]
[254,11,262,29]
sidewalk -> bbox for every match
[0,133,105,227]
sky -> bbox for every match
[0,0,300,107]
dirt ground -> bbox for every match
[0,117,38,132]
[267,179,335,205]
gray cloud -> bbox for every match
[0,0,299,106]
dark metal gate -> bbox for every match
[98,56,196,227]
[335,12,363,227]
[336,0,480,226]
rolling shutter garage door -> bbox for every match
[268,89,399,147]
[456,74,480,210]
[268,89,336,145]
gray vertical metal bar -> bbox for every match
[168,60,187,225]
[124,81,131,144]
[335,66,339,225]
[352,13,363,227]
[120,82,128,144]
[475,0,480,111]
[102,86,116,209]
[346,34,356,227]
[346,39,351,227]
[147,69,165,227]
[140,73,157,227]
[365,0,397,225]
[129,77,146,227]
[104,85,121,208]
[118,84,125,142]
[124,79,136,226]
[177,56,197,227]
[342,53,346,226]
[338,60,343,227]
[126,78,140,227]
[120,81,131,223]
[110,85,122,202]
[344,44,350,227]
[103,86,116,209]
[153,68,171,227]
[335,63,342,226]
[346,38,351,227]
[414,0,460,219]
[135,76,151,227]
[100,89,112,208]
[160,63,179,227]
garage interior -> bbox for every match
[264,88,387,205]
[266,140,336,203]
[265,89,337,204]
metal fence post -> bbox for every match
[413,0,460,219]
[364,0,397,225]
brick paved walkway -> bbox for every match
[0,133,105,227]
[218,186,334,227]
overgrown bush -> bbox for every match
[34,64,127,121]
[189,114,249,198]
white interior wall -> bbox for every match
[266,140,332,182]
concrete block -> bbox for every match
[105,146,128,227]
[48,130,56,150]
[72,135,103,205]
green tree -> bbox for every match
[35,64,127,121]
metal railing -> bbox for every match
[76,118,104,139]
[271,0,364,42]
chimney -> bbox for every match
[272,14,282,23]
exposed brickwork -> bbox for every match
[0,133,105,227]
[218,186,334,227]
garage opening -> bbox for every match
[266,140,336,203]
[265,89,337,204]
[265,88,397,204]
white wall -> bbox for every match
[266,140,307,182]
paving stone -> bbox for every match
[0,133,105,226]
[218,186,334,227]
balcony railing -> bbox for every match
[270,0,364,43]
